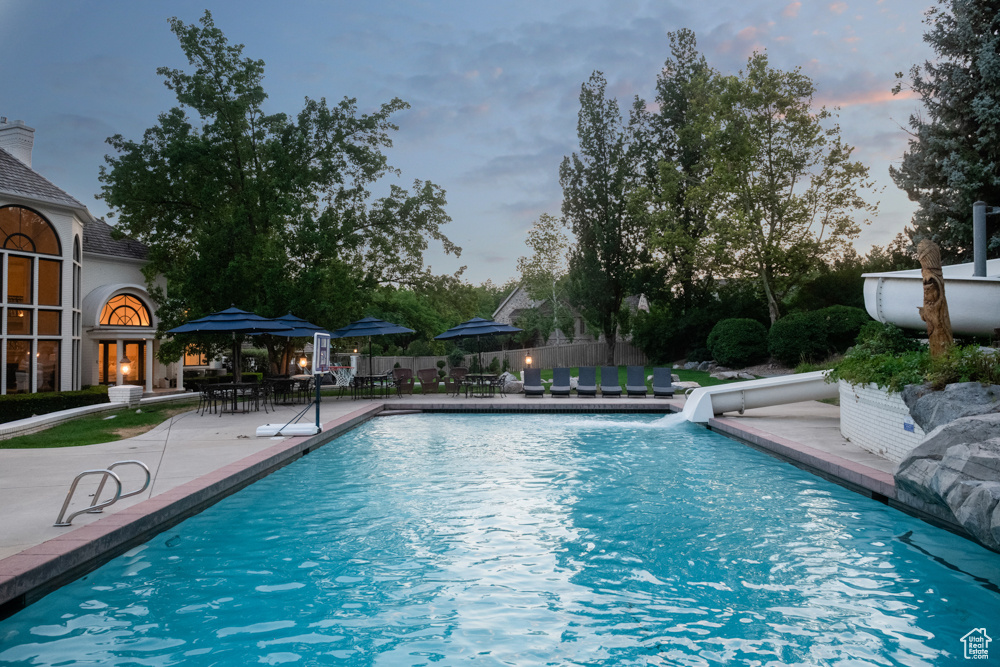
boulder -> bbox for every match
[711,371,741,380]
[737,372,756,380]
[683,361,699,370]
[902,382,1000,433]
[895,413,1000,551]
[672,374,680,382]
[697,361,712,372]
[673,381,701,390]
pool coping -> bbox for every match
[0,399,970,619]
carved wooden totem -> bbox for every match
[917,240,953,356]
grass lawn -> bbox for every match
[0,400,199,450]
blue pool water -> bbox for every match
[1,413,998,665]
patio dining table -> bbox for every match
[352,374,394,399]
[464,373,499,398]
[212,382,265,414]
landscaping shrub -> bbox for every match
[0,386,109,424]
[687,346,713,363]
[828,324,929,392]
[768,311,829,365]
[815,305,872,352]
[707,318,769,368]
[447,348,466,369]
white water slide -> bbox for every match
[863,257,1000,336]
[682,371,837,423]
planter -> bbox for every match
[839,380,925,462]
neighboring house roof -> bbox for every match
[0,146,88,211]
[83,218,149,261]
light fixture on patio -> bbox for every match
[120,354,132,376]
[525,355,532,367]
[298,356,308,372]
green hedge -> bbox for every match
[814,305,871,353]
[768,312,829,365]
[707,318,769,367]
[0,386,110,424]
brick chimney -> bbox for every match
[0,118,36,167]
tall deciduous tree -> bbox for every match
[560,72,643,364]
[890,0,1000,260]
[99,12,458,366]
[515,213,574,343]
[631,29,722,312]
[709,52,878,323]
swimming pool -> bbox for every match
[0,413,997,665]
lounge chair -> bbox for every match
[417,368,440,394]
[550,368,571,397]
[523,368,545,397]
[625,365,647,397]
[577,366,597,397]
[652,367,675,398]
[444,367,467,397]
[600,366,622,397]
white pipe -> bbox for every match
[682,371,837,423]
[863,258,1000,336]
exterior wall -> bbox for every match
[0,199,82,394]
[839,380,925,463]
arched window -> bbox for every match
[0,206,61,255]
[99,294,151,327]
[73,236,81,262]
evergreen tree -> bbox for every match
[891,0,1000,260]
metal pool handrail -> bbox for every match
[53,460,151,527]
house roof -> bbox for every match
[83,218,149,261]
[0,146,87,211]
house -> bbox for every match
[0,118,180,395]
[493,284,648,346]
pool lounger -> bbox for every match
[652,367,674,398]
[550,368,572,397]
[600,366,622,397]
[523,368,545,397]
[577,366,597,397]
[625,365,647,398]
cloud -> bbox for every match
[829,2,848,14]
[782,2,802,18]
[815,83,919,108]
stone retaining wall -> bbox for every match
[839,380,925,463]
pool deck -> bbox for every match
[0,392,902,616]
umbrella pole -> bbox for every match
[369,337,373,376]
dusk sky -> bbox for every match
[1,0,933,284]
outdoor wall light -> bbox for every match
[525,355,532,367]
[120,355,132,376]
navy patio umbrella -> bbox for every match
[329,317,415,376]
[167,307,293,377]
[434,317,522,371]
[266,313,333,339]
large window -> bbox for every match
[7,255,32,304]
[5,340,31,394]
[100,294,151,327]
[36,340,60,392]
[0,206,60,255]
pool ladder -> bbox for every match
[54,461,151,527]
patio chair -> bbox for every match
[393,368,415,397]
[417,368,440,395]
[652,367,675,398]
[550,367,572,397]
[576,366,597,397]
[600,366,622,397]
[626,365,647,398]
[523,368,545,397]
[445,367,467,397]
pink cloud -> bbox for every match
[829,2,848,14]
[783,1,801,18]
[816,88,918,108]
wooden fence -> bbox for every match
[355,341,647,375]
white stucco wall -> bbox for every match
[839,380,926,463]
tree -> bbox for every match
[560,72,644,364]
[515,213,575,343]
[98,12,458,368]
[708,52,878,323]
[890,0,1000,260]
[631,29,723,312]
